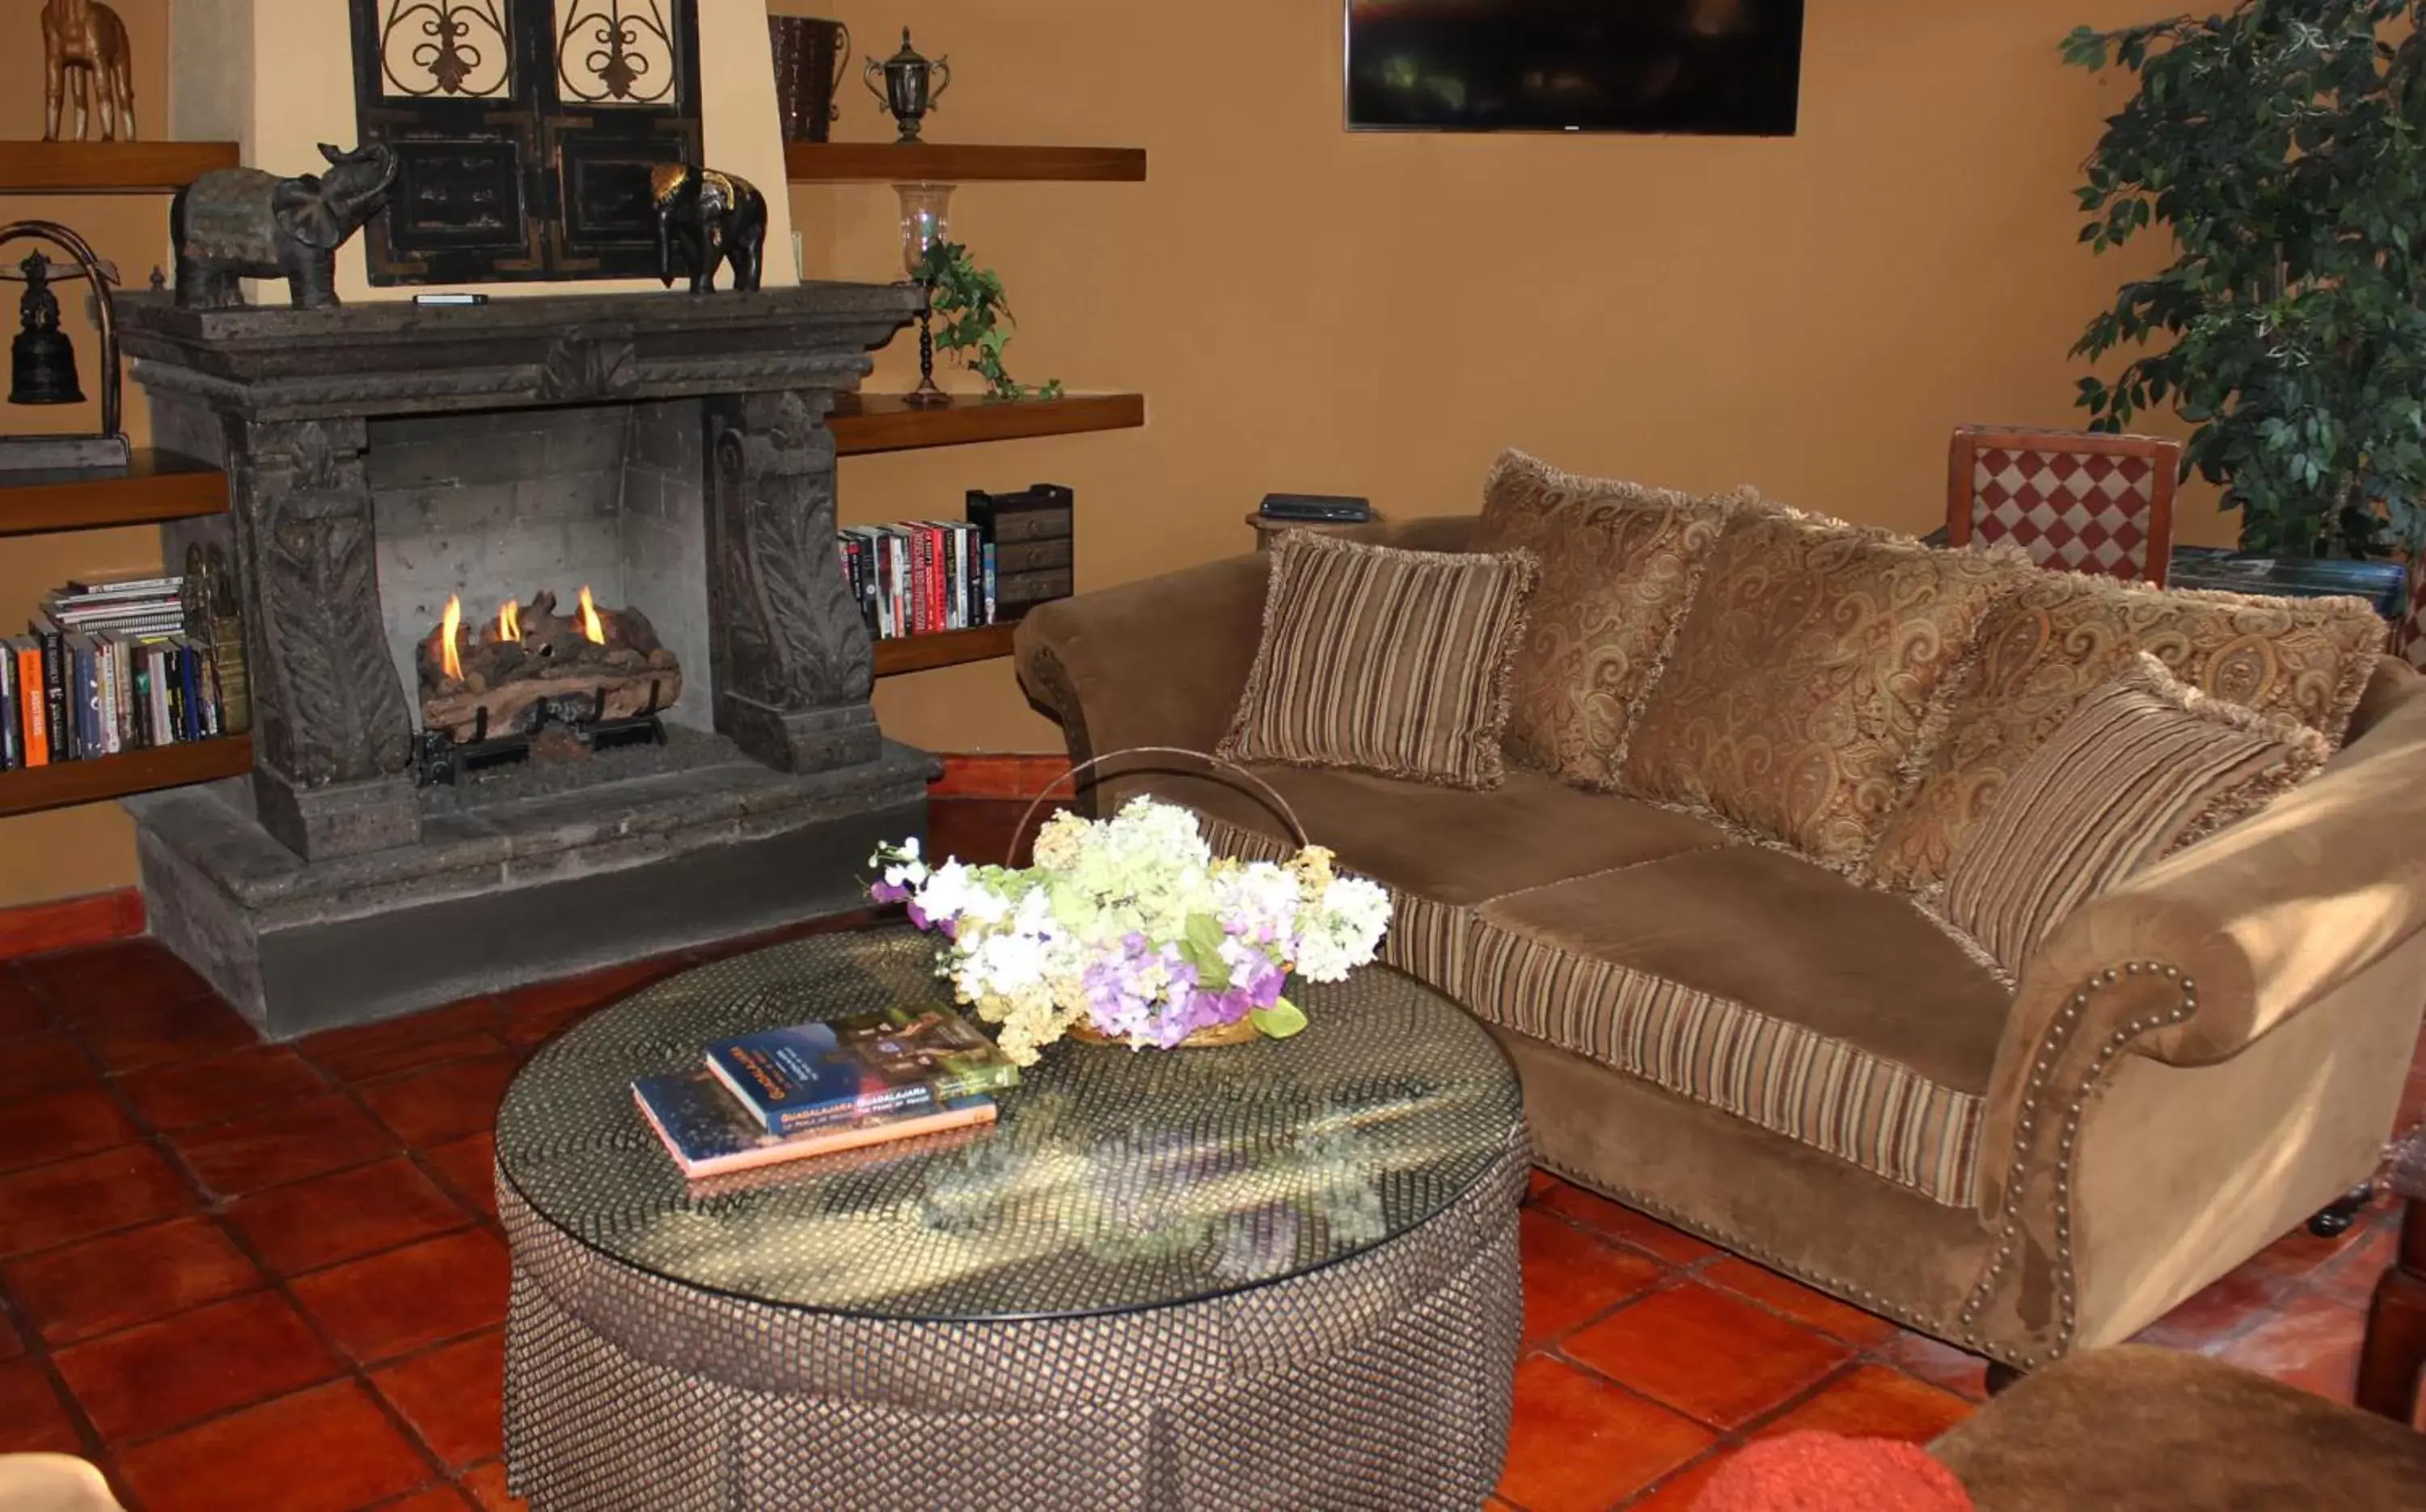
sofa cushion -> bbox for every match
[1217,533,1539,789]
[1618,507,2021,870]
[1469,450,1740,790]
[1182,799,2002,1206]
[1472,849,2009,1206]
[1130,761,1735,909]
[1871,573,2386,893]
[1940,656,2331,977]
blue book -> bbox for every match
[178,645,204,741]
[74,642,97,758]
[702,1005,1019,1137]
[633,1068,997,1179]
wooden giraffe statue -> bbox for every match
[42,0,137,143]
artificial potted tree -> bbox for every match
[2065,1,2426,644]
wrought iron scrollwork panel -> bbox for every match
[353,0,698,284]
[554,2,678,106]
[378,1,514,99]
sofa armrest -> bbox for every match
[2023,686,2426,1069]
[1011,517,1485,775]
[1013,554,1273,773]
[1972,688,2426,1222]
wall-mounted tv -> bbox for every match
[1346,1,1805,137]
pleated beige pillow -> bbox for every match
[1218,533,1539,789]
[1938,653,2329,977]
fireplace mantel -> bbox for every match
[118,284,921,421]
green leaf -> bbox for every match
[1181,914,1232,992]
[1249,998,1308,1040]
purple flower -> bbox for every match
[870,881,907,905]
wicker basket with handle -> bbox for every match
[1013,746,1312,1049]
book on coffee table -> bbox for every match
[632,1068,997,1180]
[703,1005,1018,1136]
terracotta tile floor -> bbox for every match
[0,805,2417,1510]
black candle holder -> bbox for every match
[906,278,950,409]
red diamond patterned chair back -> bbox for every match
[2397,559,2426,669]
[1946,425,2180,587]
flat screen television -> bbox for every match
[1345,1,1806,137]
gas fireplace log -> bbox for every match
[415,588,681,741]
[416,591,671,695]
[421,666,684,745]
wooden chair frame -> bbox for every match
[1946,425,2181,588]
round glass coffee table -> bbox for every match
[494,923,1528,1512]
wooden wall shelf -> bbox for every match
[873,624,1017,677]
[787,143,1145,184]
[0,737,252,819]
[831,393,1143,457]
[0,451,229,537]
[0,141,241,193]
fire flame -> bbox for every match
[577,585,606,645]
[440,594,463,682]
[497,599,521,643]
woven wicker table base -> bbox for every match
[500,1144,1524,1510]
[493,927,1528,1510]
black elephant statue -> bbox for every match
[651,163,767,294]
[170,141,397,311]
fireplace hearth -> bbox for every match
[114,283,932,1038]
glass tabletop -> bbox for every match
[496,923,1523,1323]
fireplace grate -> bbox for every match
[412,678,670,788]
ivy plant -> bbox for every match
[2065,2,2426,557]
[915,240,1062,403]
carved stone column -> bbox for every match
[704,390,881,773]
[232,416,422,859]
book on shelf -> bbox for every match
[838,519,995,642]
[838,485,1072,644]
[704,1003,1020,1137]
[0,573,245,772]
[632,1068,998,1180]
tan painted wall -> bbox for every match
[1,0,2204,910]
[792,0,2214,757]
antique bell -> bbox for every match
[9,251,83,406]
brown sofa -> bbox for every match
[1013,513,2426,1373]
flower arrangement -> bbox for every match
[869,796,1393,1066]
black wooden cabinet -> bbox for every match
[348,2,703,285]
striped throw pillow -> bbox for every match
[1939,654,2329,976]
[1218,533,1540,789]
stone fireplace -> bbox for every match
[116,283,930,1037]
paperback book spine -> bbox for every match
[35,620,68,762]
[15,642,48,768]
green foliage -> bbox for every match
[1249,998,1308,1041]
[915,239,1063,403]
[1178,911,1232,993]
[2065,2,2426,556]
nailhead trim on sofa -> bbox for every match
[1955,963,2197,1366]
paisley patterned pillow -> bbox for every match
[1618,507,2022,870]
[1470,451,1752,791]
[1870,573,2386,893]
